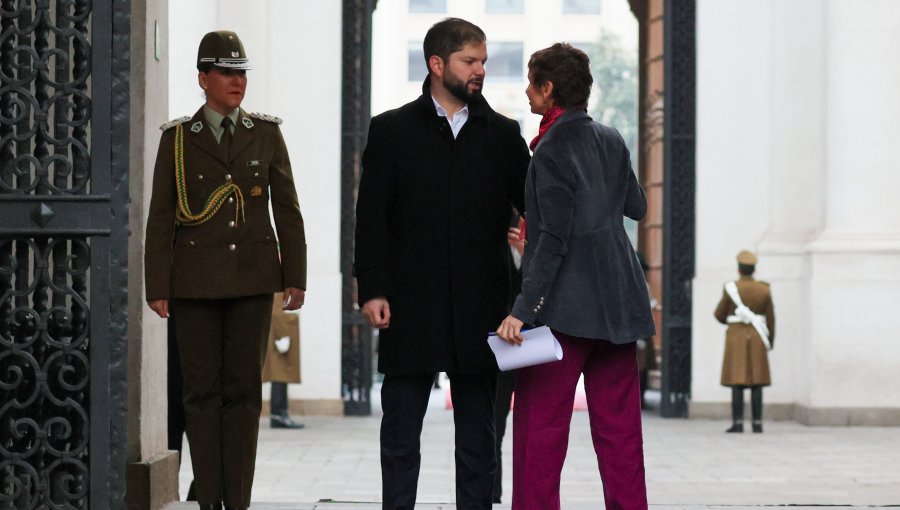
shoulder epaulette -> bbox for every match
[160,116,191,131]
[250,112,283,125]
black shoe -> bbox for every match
[726,423,744,433]
[270,414,304,429]
[492,496,502,504]
[224,507,247,510]
[752,422,763,433]
[198,504,222,510]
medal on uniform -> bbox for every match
[250,185,263,197]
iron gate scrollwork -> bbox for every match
[660,0,696,418]
[0,1,130,508]
[341,0,377,416]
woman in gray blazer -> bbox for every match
[496,43,655,510]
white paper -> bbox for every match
[487,326,563,371]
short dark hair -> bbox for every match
[423,18,486,73]
[738,263,756,276]
[198,63,215,74]
[528,43,592,110]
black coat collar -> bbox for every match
[416,77,492,118]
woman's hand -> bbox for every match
[496,315,525,345]
[148,299,169,319]
[283,287,306,311]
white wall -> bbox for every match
[805,0,900,409]
[694,0,900,416]
[167,1,343,402]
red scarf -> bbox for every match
[529,106,566,151]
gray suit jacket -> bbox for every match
[511,110,656,343]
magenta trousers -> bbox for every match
[512,330,648,510]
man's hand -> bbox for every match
[507,216,526,256]
[283,287,305,311]
[507,227,525,256]
[362,297,391,329]
[148,299,169,319]
[496,314,524,345]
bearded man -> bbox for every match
[353,17,530,510]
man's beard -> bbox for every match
[444,74,483,103]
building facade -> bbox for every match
[690,0,900,424]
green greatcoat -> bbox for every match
[144,106,307,300]
[714,275,775,387]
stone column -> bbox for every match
[126,0,180,508]
[803,0,900,424]
[756,0,827,413]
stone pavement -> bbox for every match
[166,388,900,509]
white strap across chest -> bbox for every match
[724,281,772,351]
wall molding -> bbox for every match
[689,401,900,426]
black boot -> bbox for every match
[727,386,744,433]
[198,504,222,510]
[270,382,304,429]
[751,386,764,433]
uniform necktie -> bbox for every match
[220,116,233,159]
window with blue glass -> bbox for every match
[563,0,602,15]
[408,42,426,82]
[487,42,523,81]
[486,0,524,14]
[409,0,446,13]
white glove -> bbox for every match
[274,336,290,354]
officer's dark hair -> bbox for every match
[198,63,215,74]
[738,263,755,276]
[528,43,593,110]
[423,18,486,73]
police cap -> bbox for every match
[197,30,252,71]
[736,250,758,266]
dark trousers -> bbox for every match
[172,294,273,508]
[167,317,186,456]
[492,370,515,503]
[731,385,764,424]
[270,382,289,417]
[381,372,497,510]
[167,317,197,501]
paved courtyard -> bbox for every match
[167,388,900,509]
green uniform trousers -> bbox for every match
[172,294,273,508]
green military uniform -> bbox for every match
[713,250,775,433]
[144,31,306,509]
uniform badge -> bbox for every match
[247,160,261,167]
[190,121,203,133]
[242,117,254,129]
[250,185,263,197]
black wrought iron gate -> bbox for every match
[0,1,130,508]
[340,0,377,416]
[660,0,696,418]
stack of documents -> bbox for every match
[487,326,563,371]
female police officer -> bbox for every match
[144,31,307,510]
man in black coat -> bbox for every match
[353,18,530,510]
